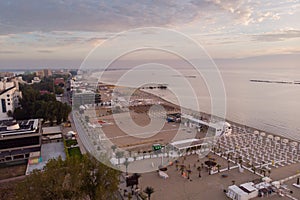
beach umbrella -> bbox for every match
[290,142,298,147]
[274,136,281,141]
[282,139,289,144]
[267,135,274,139]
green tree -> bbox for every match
[13,83,71,123]
[6,110,13,118]
[16,155,119,200]
[144,186,154,200]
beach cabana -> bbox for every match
[227,182,258,200]
[267,135,274,140]
[281,139,289,144]
[260,132,266,137]
[226,185,251,200]
[274,136,281,142]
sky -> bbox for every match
[0,0,299,69]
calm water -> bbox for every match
[95,67,300,141]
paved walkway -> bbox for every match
[69,114,87,154]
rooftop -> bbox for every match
[26,142,66,175]
[0,119,39,137]
[0,86,15,95]
[42,126,61,135]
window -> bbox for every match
[7,94,10,97]
[7,103,10,106]
[1,99,6,113]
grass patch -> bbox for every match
[68,147,82,158]
[65,139,78,147]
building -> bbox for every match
[42,126,63,143]
[0,119,41,164]
[0,72,15,78]
[72,90,101,106]
[0,78,22,120]
[35,69,52,78]
[226,182,258,200]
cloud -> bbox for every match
[203,0,254,25]
[257,12,280,23]
[0,0,287,35]
[0,0,201,34]
[0,50,21,54]
[37,50,55,53]
[251,29,300,42]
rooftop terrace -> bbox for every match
[0,119,39,137]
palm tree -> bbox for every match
[115,151,124,165]
[227,160,230,170]
[252,166,256,174]
[132,173,141,187]
[165,144,171,158]
[197,166,201,178]
[148,150,152,158]
[208,166,212,175]
[180,165,185,175]
[132,173,141,180]
[262,170,266,177]
[212,146,216,154]
[216,164,221,173]
[187,169,192,179]
[238,156,243,168]
[124,158,129,175]
[129,151,132,157]
[111,145,117,153]
[144,186,154,200]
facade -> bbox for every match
[0,72,15,78]
[42,126,63,143]
[0,119,41,164]
[0,78,22,120]
[72,90,101,106]
[35,69,52,78]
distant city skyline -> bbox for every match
[0,0,299,69]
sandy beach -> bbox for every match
[82,83,300,200]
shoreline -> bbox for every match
[139,88,300,143]
[94,76,299,143]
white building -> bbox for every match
[181,114,232,137]
[226,182,259,200]
[0,78,22,120]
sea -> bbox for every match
[93,66,300,141]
